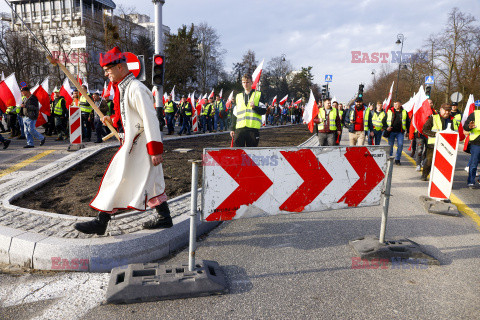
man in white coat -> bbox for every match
[74,47,173,235]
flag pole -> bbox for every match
[4,0,120,142]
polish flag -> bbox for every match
[59,78,73,108]
[383,81,394,111]
[226,91,234,109]
[162,91,167,104]
[303,90,319,133]
[460,94,475,148]
[77,74,83,86]
[32,78,51,127]
[271,95,277,106]
[412,85,432,134]
[279,94,288,106]
[187,91,194,105]
[219,88,223,99]
[293,98,302,105]
[102,81,113,99]
[199,93,208,106]
[208,89,214,99]
[170,85,175,101]
[0,73,22,113]
[251,58,264,90]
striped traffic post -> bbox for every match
[68,105,84,151]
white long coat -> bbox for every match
[90,73,165,212]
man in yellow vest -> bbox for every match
[164,94,177,135]
[383,101,409,165]
[201,97,215,133]
[421,103,456,181]
[229,74,266,147]
[51,89,68,141]
[78,85,93,142]
[315,98,341,146]
[462,108,480,188]
[178,95,192,135]
[368,101,386,145]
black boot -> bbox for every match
[74,212,111,235]
[143,202,173,229]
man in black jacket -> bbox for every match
[20,87,45,148]
[51,89,68,141]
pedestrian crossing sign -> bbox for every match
[425,76,434,84]
[325,75,333,82]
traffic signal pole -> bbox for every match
[153,0,165,128]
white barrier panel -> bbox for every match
[428,128,459,200]
[202,146,389,221]
[69,106,82,144]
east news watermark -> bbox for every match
[352,257,430,269]
[351,51,428,64]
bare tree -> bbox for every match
[194,22,225,92]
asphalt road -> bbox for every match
[0,131,479,320]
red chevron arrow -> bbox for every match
[205,149,273,221]
[338,147,385,207]
[279,149,333,212]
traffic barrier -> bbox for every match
[428,126,459,200]
[68,105,84,151]
[202,146,388,220]
[192,107,198,132]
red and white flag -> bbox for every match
[460,94,475,147]
[279,94,288,106]
[31,77,51,127]
[102,81,114,99]
[251,58,264,90]
[170,85,175,100]
[303,90,319,133]
[271,95,277,106]
[383,81,394,111]
[226,91,234,109]
[0,73,22,112]
[76,74,83,86]
[162,91,167,104]
[208,89,215,99]
[293,98,302,105]
[199,93,208,105]
[219,88,223,99]
[59,77,73,108]
[412,85,432,134]
[187,91,194,105]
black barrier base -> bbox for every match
[349,235,440,265]
[68,144,85,152]
[419,196,460,217]
[105,260,227,304]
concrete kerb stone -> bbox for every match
[9,231,49,268]
[33,237,92,271]
[0,225,26,264]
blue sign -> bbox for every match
[20,81,27,87]
[425,76,434,85]
[475,100,480,107]
[325,75,333,82]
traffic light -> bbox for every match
[152,54,165,86]
[425,86,432,98]
[322,85,327,99]
[358,84,364,98]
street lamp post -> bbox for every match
[394,34,404,101]
[371,69,376,83]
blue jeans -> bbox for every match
[372,130,383,145]
[467,144,480,185]
[214,113,219,131]
[24,117,44,146]
[178,116,191,134]
[165,113,175,133]
[388,131,404,160]
[18,115,25,137]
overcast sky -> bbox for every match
[2,0,479,102]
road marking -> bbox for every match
[0,150,55,179]
[383,137,480,229]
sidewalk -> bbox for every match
[0,125,300,272]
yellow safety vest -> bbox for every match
[349,107,369,132]
[468,110,480,142]
[54,98,65,116]
[6,106,16,114]
[372,111,386,131]
[427,114,459,144]
[79,96,92,113]
[387,109,407,131]
[318,108,337,131]
[181,103,192,116]
[202,103,214,116]
[453,114,462,130]
[165,101,175,113]
[235,92,262,129]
